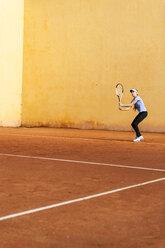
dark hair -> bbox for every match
[133,92,138,111]
[133,105,137,111]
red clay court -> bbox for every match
[0,127,165,248]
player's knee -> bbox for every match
[131,122,137,128]
[131,122,135,128]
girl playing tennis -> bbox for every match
[119,89,148,142]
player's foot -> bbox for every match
[139,136,144,141]
[133,137,141,142]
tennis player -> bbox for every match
[119,89,148,142]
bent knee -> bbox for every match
[131,122,135,127]
[131,122,137,128]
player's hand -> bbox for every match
[120,103,125,107]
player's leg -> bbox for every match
[131,113,142,138]
[131,112,148,141]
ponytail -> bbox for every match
[133,93,138,111]
[133,105,137,111]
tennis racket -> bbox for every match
[116,83,124,103]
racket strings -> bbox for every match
[116,84,123,97]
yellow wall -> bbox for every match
[0,0,24,127]
[21,0,165,132]
[0,0,24,126]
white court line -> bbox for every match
[0,177,164,221]
[0,153,165,172]
[0,133,164,146]
[0,153,164,172]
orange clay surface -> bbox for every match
[0,127,164,248]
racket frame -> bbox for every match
[116,83,124,103]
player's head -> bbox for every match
[130,89,138,97]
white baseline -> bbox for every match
[0,133,164,146]
[0,153,164,172]
[0,177,164,221]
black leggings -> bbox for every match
[131,111,148,137]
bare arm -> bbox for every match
[120,99,137,108]
[119,105,131,111]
